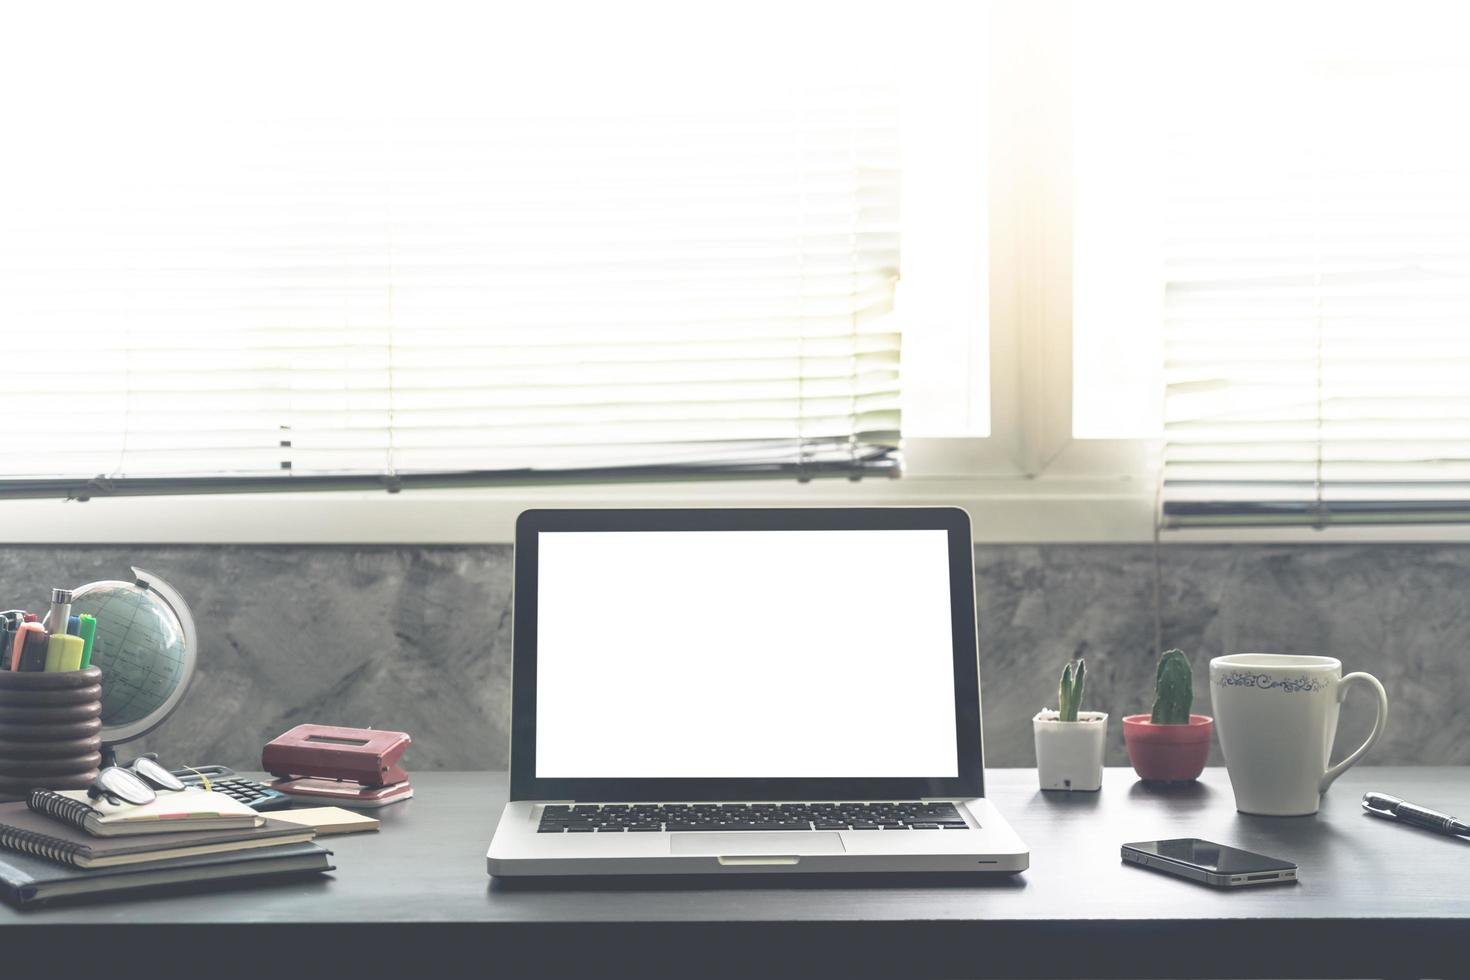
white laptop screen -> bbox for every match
[534,528,960,779]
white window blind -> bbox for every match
[0,4,903,499]
[1155,7,1470,527]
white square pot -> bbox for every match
[1033,710,1108,792]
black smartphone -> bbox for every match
[1121,838,1298,888]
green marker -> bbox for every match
[77,614,97,669]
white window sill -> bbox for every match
[5,475,1468,545]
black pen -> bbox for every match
[0,612,21,671]
[1363,792,1470,837]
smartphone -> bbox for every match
[1121,838,1298,888]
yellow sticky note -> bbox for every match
[267,806,380,836]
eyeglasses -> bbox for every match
[87,754,186,807]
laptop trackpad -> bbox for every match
[670,832,844,856]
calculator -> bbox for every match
[170,765,295,811]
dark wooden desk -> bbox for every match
[0,767,1464,978]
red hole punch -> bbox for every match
[263,724,413,808]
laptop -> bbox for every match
[486,507,1029,876]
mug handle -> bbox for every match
[1320,671,1389,793]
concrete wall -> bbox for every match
[2,543,1463,771]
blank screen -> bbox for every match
[534,528,960,778]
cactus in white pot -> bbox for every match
[1033,658,1108,791]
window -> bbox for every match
[1072,0,1470,528]
[6,1,1465,542]
[0,2,988,500]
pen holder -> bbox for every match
[0,667,102,801]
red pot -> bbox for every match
[1122,714,1213,782]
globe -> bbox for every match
[69,568,198,748]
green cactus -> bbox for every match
[1058,659,1086,722]
[1150,648,1194,725]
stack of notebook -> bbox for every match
[0,787,333,907]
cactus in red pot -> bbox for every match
[1151,648,1193,725]
[1123,649,1213,782]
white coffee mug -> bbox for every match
[1209,654,1388,816]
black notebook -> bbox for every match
[0,840,333,908]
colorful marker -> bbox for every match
[67,614,80,636]
[77,614,97,669]
[0,611,25,671]
[54,635,84,672]
[6,620,29,675]
[44,634,67,672]
[4,613,30,671]
[16,624,49,672]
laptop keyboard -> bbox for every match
[536,801,970,833]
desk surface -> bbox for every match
[2,767,1465,978]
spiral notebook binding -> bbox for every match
[0,824,83,867]
[26,790,101,833]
